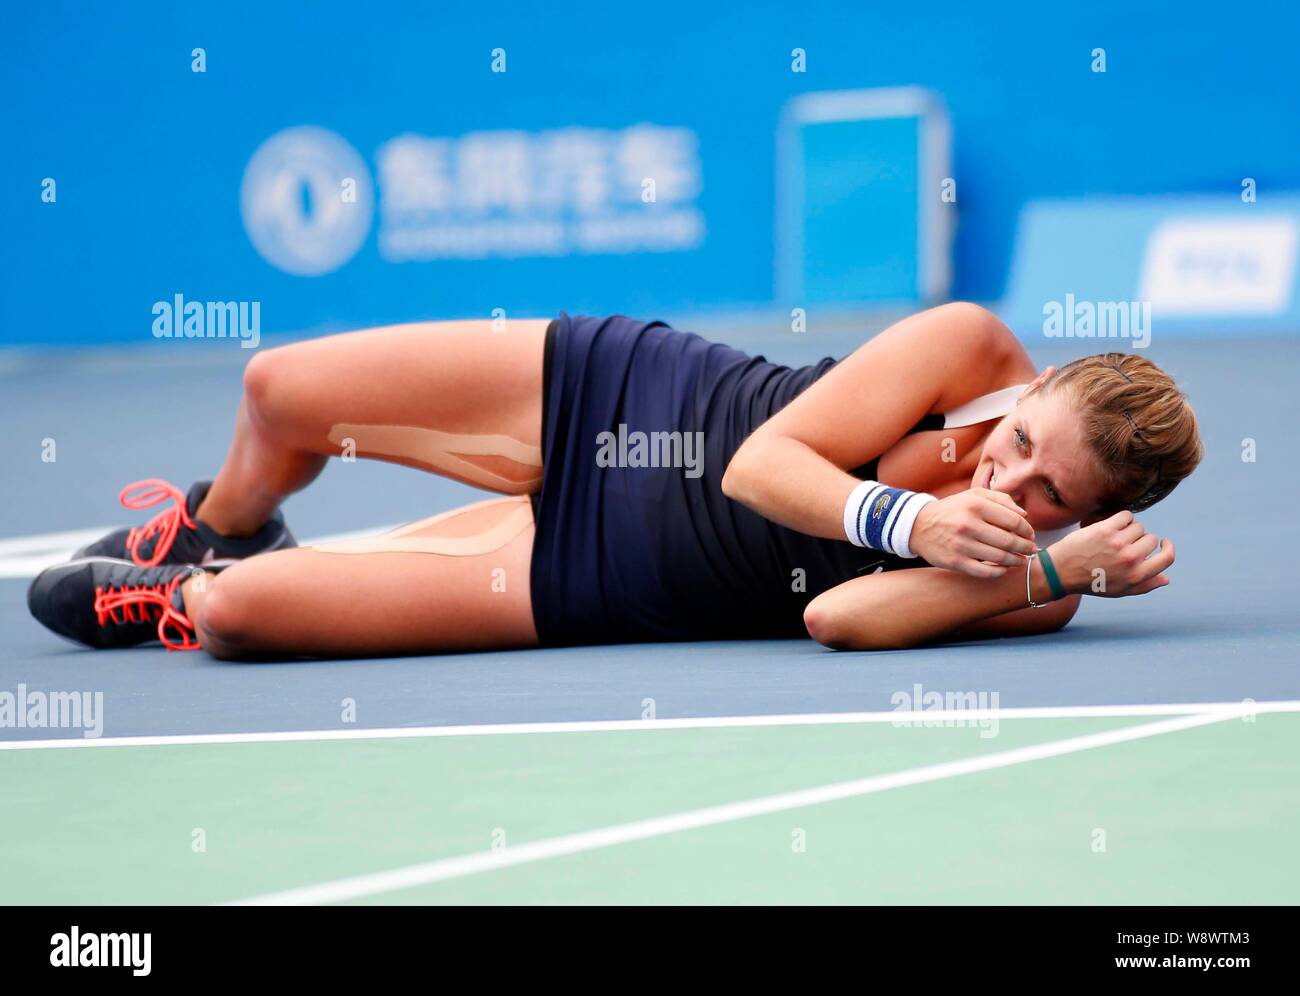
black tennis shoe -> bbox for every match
[28,557,208,651]
[74,478,295,567]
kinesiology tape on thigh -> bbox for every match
[311,495,533,556]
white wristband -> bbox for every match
[843,479,937,559]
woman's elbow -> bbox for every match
[804,600,911,651]
[719,460,741,501]
[802,601,842,648]
[721,443,757,502]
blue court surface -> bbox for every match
[2,324,1297,904]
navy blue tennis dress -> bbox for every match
[528,314,940,646]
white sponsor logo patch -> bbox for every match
[1139,217,1297,316]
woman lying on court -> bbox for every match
[28,303,1203,657]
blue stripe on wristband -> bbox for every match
[844,479,936,558]
[863,486,909,551]
[850,482,885,547]
[883,490,922,553]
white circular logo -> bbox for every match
[240,126,373,276]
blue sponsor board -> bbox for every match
[1000,196,1300,342]
[777,88,951,308]
[3,2,1298,347]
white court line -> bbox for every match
[0,555,99,579]
[5,700,1295,752]
[230,708,1250,905]
[0,527,116,556]
[0,524,398,579]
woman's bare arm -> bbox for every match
[804,512,1174,650]
[803,557,1080,649]
[721,302,1025,540]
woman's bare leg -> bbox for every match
[197,319,550,536]
[182,495,538,658]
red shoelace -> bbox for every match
[93,574,200,651]
[121,479,196,567]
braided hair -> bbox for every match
[1046,353,1203,514]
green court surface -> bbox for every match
[2,708,1296,905]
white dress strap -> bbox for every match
[941,384,1028,429]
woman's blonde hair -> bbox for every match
[1048,353,1203,513]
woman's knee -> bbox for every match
[192,571,264,660]
[241,345,315,438]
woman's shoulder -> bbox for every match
[932,300,1030,358]
[922,302,1036,413]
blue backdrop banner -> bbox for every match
[3,1,1298,345]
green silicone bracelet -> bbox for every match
[1037,548,1067,600]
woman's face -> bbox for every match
[970,384,1107,530]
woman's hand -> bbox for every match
[910,488,1037,578]
[1047,510,1175,597]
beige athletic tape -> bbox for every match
[312,495,533,557]
[327,423,542,490]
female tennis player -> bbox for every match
[28,303,1202,657]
